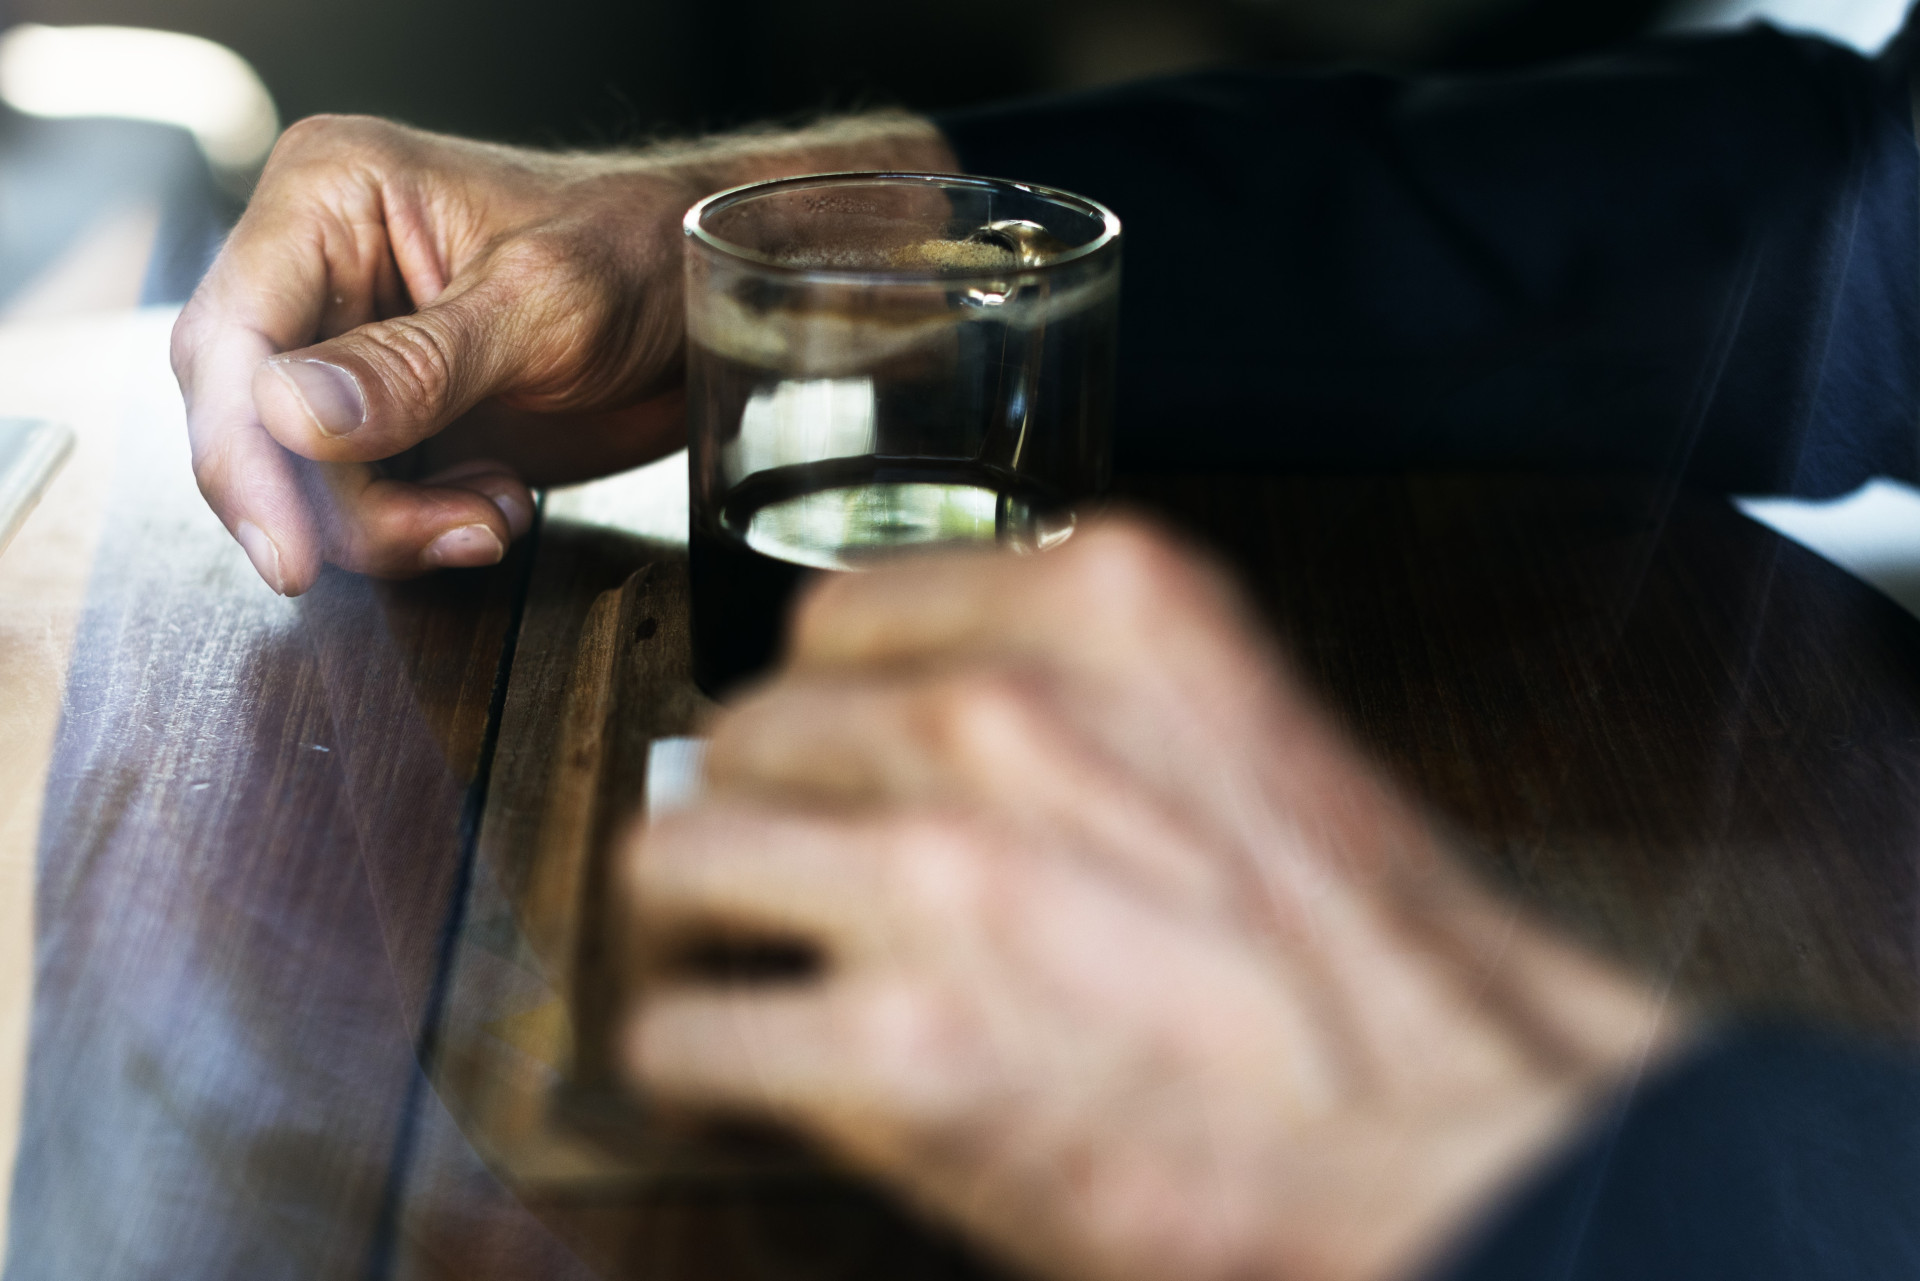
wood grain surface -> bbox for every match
[3,309,534,1276]
[14,323,1920,1281]
[0,310,165,1252]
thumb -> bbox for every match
[251,246,618,463]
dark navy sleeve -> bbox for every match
[1428,1026,1920,1280]
[936,28,1920,497]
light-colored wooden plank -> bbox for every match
[0,307,171,1250]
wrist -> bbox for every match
[627,112,959,211]
[691,111,957,187]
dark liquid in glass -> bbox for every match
[691,455,1071,697]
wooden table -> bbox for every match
[8,311,1920,1277]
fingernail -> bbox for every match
[234,520,286,595]
[266,358,366,438]
[485,488,532,538]
[422,523,505,569]
[421,463,535,539]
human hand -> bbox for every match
[171,113,955,594]
[620,519,1688,1281]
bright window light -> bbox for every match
[0,23,279,176]
[1662,0,1912,53]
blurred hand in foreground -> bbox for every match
[171,114,954,595]
[622,518,1689,1281]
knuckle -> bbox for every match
[271,113,399,162]
[188,437,235,505]
[261,115,349,175]
[259,116,418,200]
[262,115,329,165]
[1052,518,1223,637]
[321,519,381,577]
[887,816,996,918]
[848,980,974,1103]
[189,457,222,507]
[1072,520,1190,602]
[168,310,205,383]
[910,670,1042,764]
[365,315,459,416]
[489,229,578,282]
[787,573,856,650]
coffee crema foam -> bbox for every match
[775,238,1018,273]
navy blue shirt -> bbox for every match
[1435,1027,1920,1280]
[939,24,1920,497]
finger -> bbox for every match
[629,985,857,1126]
[178,319,327,595]
[630,979,981,1169]
[175,145,431,593]
[173,122,430,593]
[779,516,1373,879]
[787,515,1247,678]
[301,461,526,578]
[706,665,1091,813]
[407,393,687,488]
[252,232,650,464]
[626,805,899,959]
[706,669,1244,914]
[417,458,536,540]
[708,669,1058,805]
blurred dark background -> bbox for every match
[0,0,1903,317]
[5,0,1750,148]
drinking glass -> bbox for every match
[683,171,1122,695]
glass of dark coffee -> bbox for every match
[684,172,1122,696]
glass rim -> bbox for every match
[682,171,1123,283]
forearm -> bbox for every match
[492,109,959,237]
[621,109,959,191]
